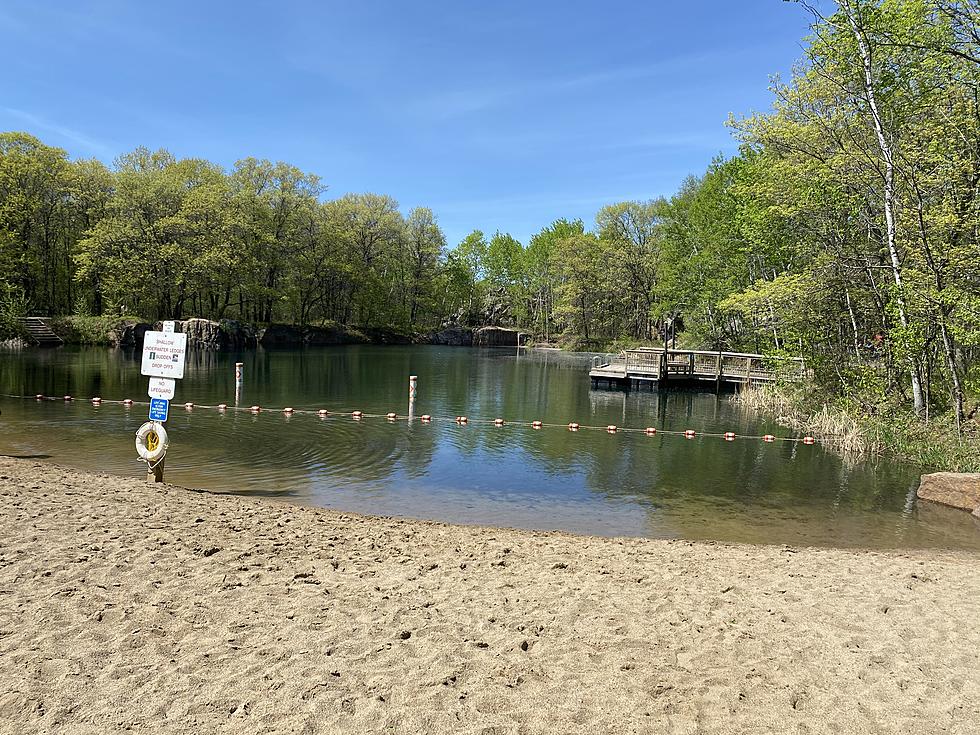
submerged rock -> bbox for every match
[917,472,980,512]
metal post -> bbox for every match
[408,375,417,420]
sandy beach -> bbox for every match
[1,457,978,734]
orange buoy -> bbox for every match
[802,436,816,445]
[532,420,543,429]
[352,411,363,419]
[217,403,227,410]
[568,422,580,431]
[494,418,505,426]
[606,425,617,433]
[724,432,736,441]
[644,427,657,435]
[386,412,397,420]
[420,414,432,422]
[249,405,261,413]
[763,434,775,443]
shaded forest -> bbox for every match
[1,0,978,428]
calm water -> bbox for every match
[1,345,978,550]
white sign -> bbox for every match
[147,377,176,400]
[162,320,175,333]
[141,331,187,379]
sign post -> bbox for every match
[138,328,187,482]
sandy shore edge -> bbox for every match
[1,456,978,734]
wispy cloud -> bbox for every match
[406,50,741,122]
[1,107,112,157]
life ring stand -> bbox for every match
[136,421,169,462]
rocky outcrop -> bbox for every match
[258,324,305,347]
[109,321,153,349]
[429,327,473,346]
[473,326,521,347]
[219,320,258,349]
[151,318,257,350]
[258,323,373,347]
[917,472,980,512]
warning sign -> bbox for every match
[141,331,187,379]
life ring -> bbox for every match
[136,421,169,462]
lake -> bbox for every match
[1,345,977,550]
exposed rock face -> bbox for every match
[305,325,370,346]
[430,328,473,346]
[111,321,153,349]
[473,326,521,347]
[258,324,305,347]
[219,320,258,349]
[175,318,224,349]
[917,472,980,512]
[148,318,258,350]
[258,324,372,347]
[360,327,413,345]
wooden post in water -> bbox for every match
[147,457,165,483]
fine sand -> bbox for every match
[1,457,979,734]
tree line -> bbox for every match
[1,0,978,425]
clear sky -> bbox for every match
[1,1,813,246]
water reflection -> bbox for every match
[1,345,978,550]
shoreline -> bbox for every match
[2,456,979,733]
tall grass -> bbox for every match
[733,384,980,471]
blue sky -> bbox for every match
[1,1,812,246]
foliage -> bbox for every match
[0,0,978,435]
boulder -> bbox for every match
[156,318,227,350]
[430,327,473,346]
[111,320,153,349]
[473,326,521,347]
[917,472,980,512]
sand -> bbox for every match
[0,457,978,734]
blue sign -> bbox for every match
[149,398,169,422]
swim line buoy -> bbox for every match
[135,421,169,462]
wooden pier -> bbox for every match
[589,348,804,389]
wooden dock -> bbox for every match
[589,348,804,389]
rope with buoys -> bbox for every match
[5,393,819,445]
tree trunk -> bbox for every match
[843,0,925,417]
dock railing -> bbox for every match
[594,347,805,385]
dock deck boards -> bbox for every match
[589,348,803,388]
